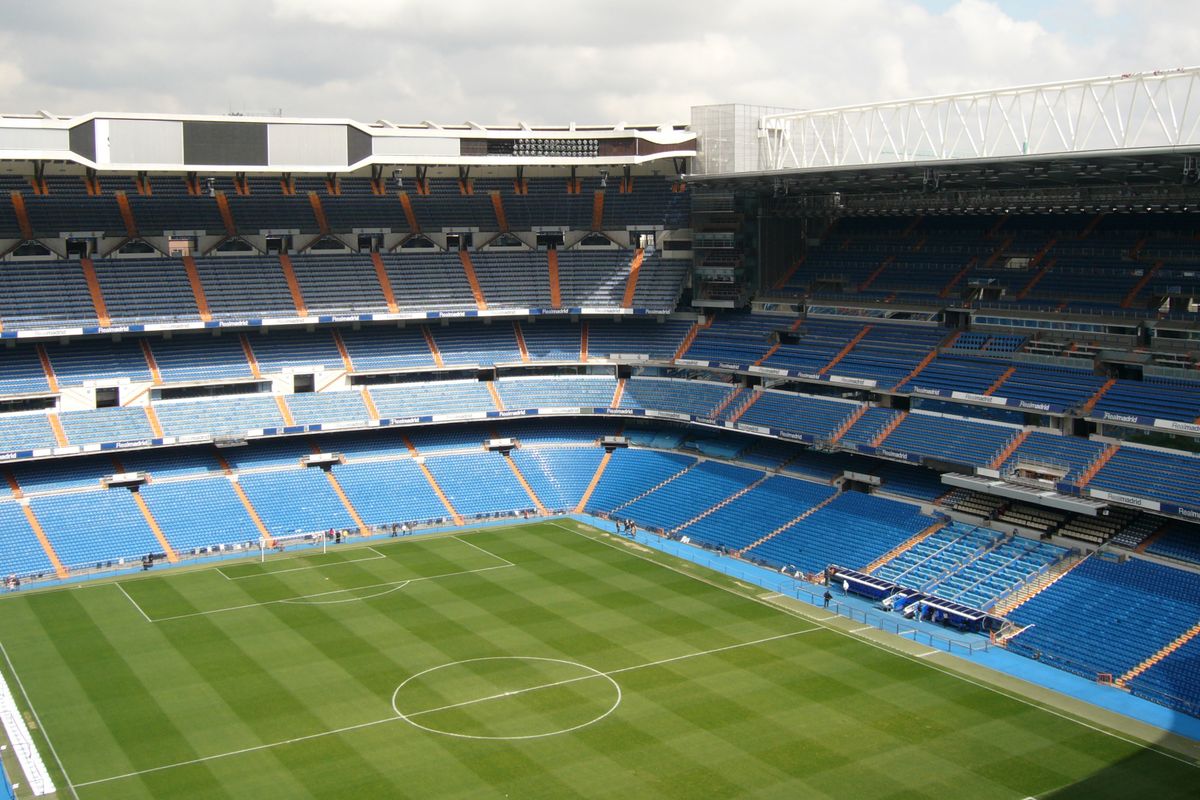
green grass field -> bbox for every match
[0,519,1196,799]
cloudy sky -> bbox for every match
[0,0,1194,124]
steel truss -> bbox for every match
[760,67,1200,172]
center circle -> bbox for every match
[391,656,621,740]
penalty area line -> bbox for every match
[119,563,514,623]
[216,547,388,581]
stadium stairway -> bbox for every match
[278,254,308,317]
[869,411,907,447]
[129,489,180,562]
[609,459,695,514]
[670,473,770,534]
[862,518,949,573]
[4,470,68,578]
[819,325,872,375]
[323,468,367,530]
[79,258,111,327]
[370,252,400,313]
[181,256,214,322]
[991,552,1089,616]
[503,451,548,514]
[546,249,561,309]
[575,450,614,513]
[457,250,488,311]
[212,450,275,546]
[1117,619,1200,688]
[736,492,840,555]
[988,428,1032,470]
[1076,443,1120,488]
[402,434,463,525]
[621,248,644,308]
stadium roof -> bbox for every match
[689,66,1200,183]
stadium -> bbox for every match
[0,62,1199,799]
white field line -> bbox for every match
[0,641,79,800]
[216,547,388,581]
[72,629,819,789]
[115,582,152,624]
[452,535,515,567]
[119,563,513,623]
[548,520,1200,770]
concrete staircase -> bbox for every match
[736,493,839,555]
[992,553,1088,617]
[671,475,771,535]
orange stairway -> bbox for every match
[131,492,179,563]
[324,470,367,530]
[144,406,164,438]
[308,192,331,235]
[575,451,613,513]
[610,378,626,408]
[331,329,355,373]
[214,191,237,237]
[858,256,894,291]
[361,388,380,421]
[458,251,488,310]
[181,256,213,322]
[710,386,744,419]
[1121,260,1163,308]
[863,519,949,574]
[422,325,445,367]
[47,412,69,446]
[275,395,296,427]
[79,258,111,327]
[1080,377,1117,416]
[988,428,1031,470]
[819,326,872,375]
[1118,620,1200,687]
[1076,443,1119,489]
[115,191,139,238]
[621,248,645,308]
[140,339,163,385]
[278,254,308,317]
[35,344,60,393]
[490,191,510,232]
[591,190,605,231]
[984,366,1016,396]
[727,390,761,423]
[403,435,463,525]
[547,249,562,309]
[738,493,839,555]
[9,191,34,241]
[513,321,531,363]
[580,321,589,361]
[487,381,505,411]
[1016,258,1056,300]
[239,334,262,378]
[504,453,547,515]
[938,257,977,298]
[869,411,907,447]
[398,192,421,232]
[5,470,68,578]
[370,252,400,313]
[829,404,869,445]
[214,451,274,546]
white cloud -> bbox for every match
[0,1,1193,124]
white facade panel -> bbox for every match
[107,119,185,165]
[267,123,348,166]
[373,136,459,157]
[0,127,69,152]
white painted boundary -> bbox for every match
[119,536,515,622]
[216,547,388,580]
[72,628,818,789]
[549,520,1200,772]
[0,653,55,796]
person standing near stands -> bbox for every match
[823,590,832,609]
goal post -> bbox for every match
[259,531,327,563]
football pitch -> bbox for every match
[0,520,1196,799]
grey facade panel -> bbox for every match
[69,120,96,162]
[347,127,372,165]
[182,121,268,166]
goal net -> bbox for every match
[258,531,328,562]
